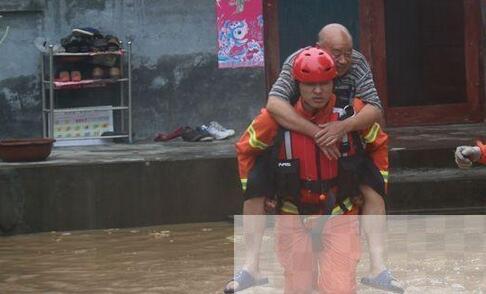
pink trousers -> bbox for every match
[276,214,360,294]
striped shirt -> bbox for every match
[268,48,383,111]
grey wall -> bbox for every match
[0,0,266,140]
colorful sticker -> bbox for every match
[54,107,113,139]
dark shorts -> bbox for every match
[244,153,386,201]
[337,154,386,202]
[244,151,275,201]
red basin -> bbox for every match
[0,138,55,162]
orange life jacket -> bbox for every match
[236,95,388,216]
[279,120,335,203]
[275,107,366,215]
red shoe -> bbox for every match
[71,70,82,82]
[154,127,184,142]
[59,71,70,82]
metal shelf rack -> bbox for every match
[41,41,133,143]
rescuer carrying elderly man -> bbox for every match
[225,23,404,294]
[231,47,395,293]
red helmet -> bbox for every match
[293,47,337,83]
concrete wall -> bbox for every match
[0,0,266,140]
[0,156,242,234]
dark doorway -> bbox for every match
[360,0,481,126]
[385,0,467,107]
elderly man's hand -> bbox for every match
[455,146,481,169]
[317,144,341,160]
[315,120,349,147]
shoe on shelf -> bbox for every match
[105,35,121,51]
[72,28,96,37]
[202,121,235,140]
[109,67,121,79]
[71,71,82,82]
[196,126,215,142]
[58,70,70,82]
[72,27,103,40]
[92,38,108,52]
[153,127,184,142]
[181,126,213,142]
[92,67,104,79]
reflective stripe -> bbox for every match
[341,133,349,157]
[363,123,380,143]
[248,124,268,150]
[281,200,299,214]
[284,131,292,159]
[240,179,247,191]
[380,170,389,183]
[331,198,354,215]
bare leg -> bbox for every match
[360,185,387,277]
[242,197,266,275]
[225,197,266,291]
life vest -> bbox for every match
[275,108,362,215]
[237,96,386,215]
[335,104,387,201]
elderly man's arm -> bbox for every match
[316,51,384,146]
[315,102,382,146]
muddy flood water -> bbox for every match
[0,222,234,293]
[0,216,485,293]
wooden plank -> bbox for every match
[464,0,482,121]
[263,0,280,96]
[359,0,388,109]
[480,0,486,117]
[370,0,388,110]
[359,0,372,62]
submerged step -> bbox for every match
[388,167,486,214]
[389,147,458,169]
[390,166,486,183]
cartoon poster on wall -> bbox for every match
[216,0,264,68]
